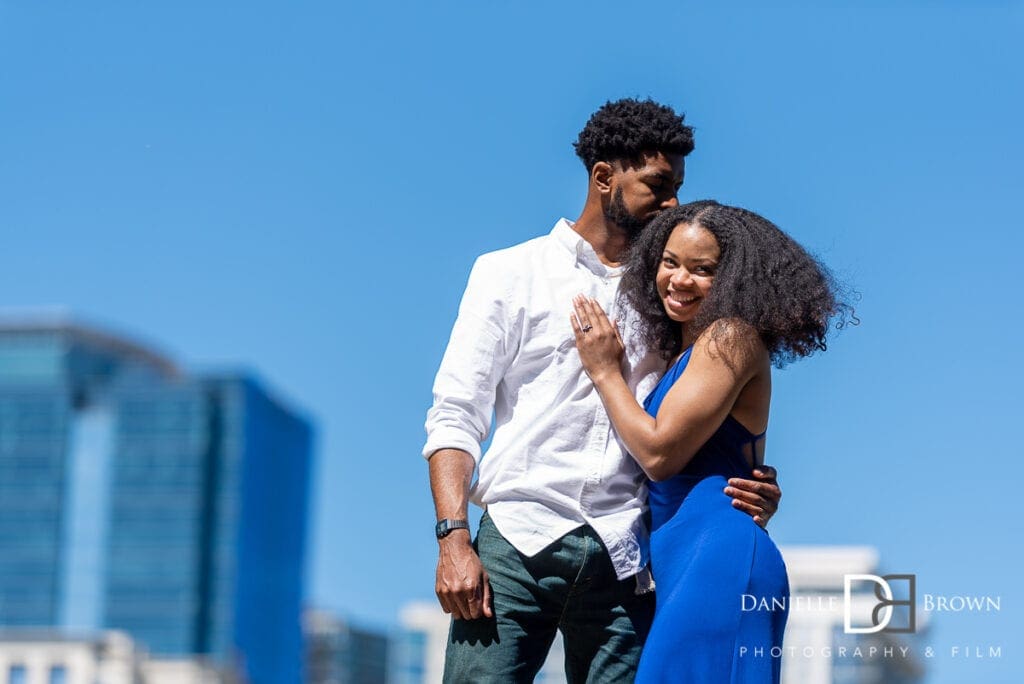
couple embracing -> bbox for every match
[424,99,847,683]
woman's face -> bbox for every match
[655,222,720,323]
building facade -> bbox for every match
[0,320,313,683]
[780,546,927,684]
[304,610,388,684]
[0,630,226,684]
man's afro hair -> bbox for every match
[574,98,695,171]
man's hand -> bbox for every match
[724,464,781,528]
[435,531,493,620]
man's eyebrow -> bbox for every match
[644,171,682,186]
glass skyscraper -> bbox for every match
[0,319,313,683]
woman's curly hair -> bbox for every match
[574,98,695,171]
[621,201,855,366]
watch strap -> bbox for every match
[435,518,470,539]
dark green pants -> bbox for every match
[443,512,655,683]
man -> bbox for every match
[423,99,781,682]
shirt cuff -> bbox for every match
[422,427,483,464]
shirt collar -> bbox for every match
[550,218,623,278]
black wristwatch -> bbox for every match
[435,518,470,539]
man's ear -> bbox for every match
[591,161,614,195]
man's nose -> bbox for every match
[661,195,679,209]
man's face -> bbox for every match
[604,151,685,238]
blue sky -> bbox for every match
[1,2,1021,681]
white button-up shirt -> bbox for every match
[423,219,666,579]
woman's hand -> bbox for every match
[570,295,625,383]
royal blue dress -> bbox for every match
[635,346,789,683]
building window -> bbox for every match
[49,666,68,684]
[9,665,27,684]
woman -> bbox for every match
[571,201,850,683]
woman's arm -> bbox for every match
[571,296,766,481]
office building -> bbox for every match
[0,318,313,683]
[0,630,140,684]
[0,629,225,684]
[304,610,388,684]
[781,546,927,684]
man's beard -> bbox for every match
[604,187,654,242]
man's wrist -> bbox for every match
[437,528,472,546]
[435,518,470,539]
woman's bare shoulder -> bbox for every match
[693,318,769,377]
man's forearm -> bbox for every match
[429,448,491,619]
[429,448,476,520]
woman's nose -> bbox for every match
[670,268,693,286]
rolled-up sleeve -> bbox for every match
[423,255,516,465]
